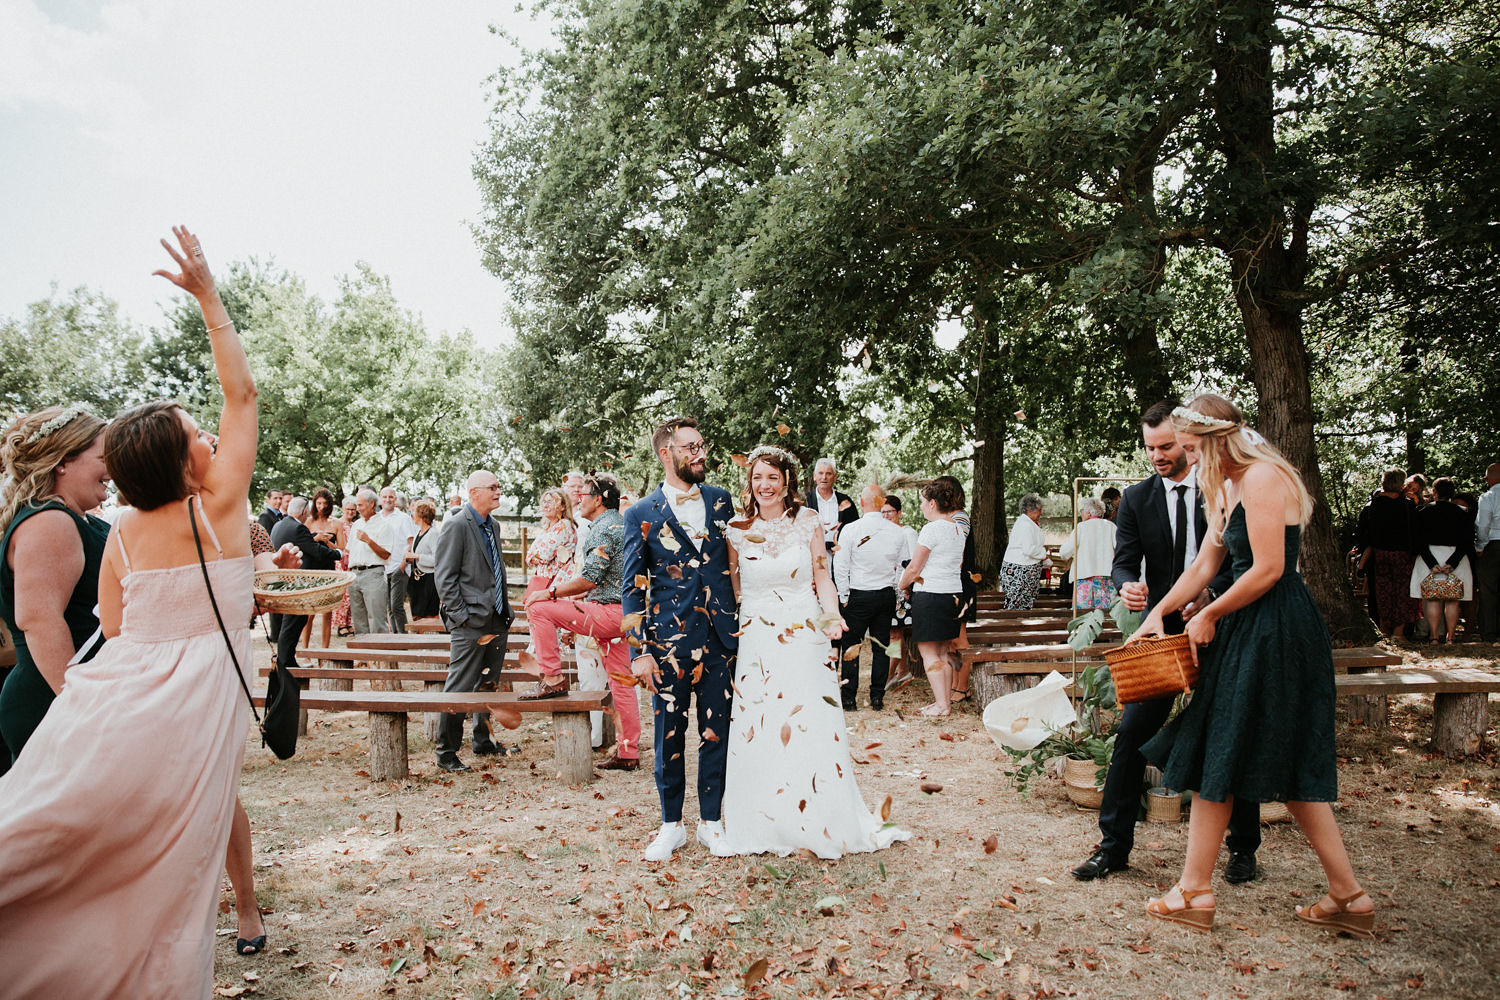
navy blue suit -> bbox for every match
[1097,473,1255,863]
[623,485,739,823]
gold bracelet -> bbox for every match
[205,320,234,335]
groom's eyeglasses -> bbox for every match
[673,441,709,456]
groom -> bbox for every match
[624,416,740,861]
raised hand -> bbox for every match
[152,225,218,302]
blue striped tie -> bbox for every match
[477,516,507,617]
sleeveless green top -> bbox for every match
[0,500,111,763]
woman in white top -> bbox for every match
[1059,496,1118,610]
[898,479,966,716]
[1001,493,1048,609]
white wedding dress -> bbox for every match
[721,508,910,858]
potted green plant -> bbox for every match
[1001,598,1141,804]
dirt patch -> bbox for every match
[216,642,1500,999]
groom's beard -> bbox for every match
[676,456,707,485]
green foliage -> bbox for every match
[0,287,150,418]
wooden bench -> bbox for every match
[968,644,1403,701]
[253,687,612,782]
[1333,668,1500,756]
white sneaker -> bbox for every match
[643,822,687,862]
[696,819,735,857]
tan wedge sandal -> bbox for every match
[1146,884,1215,932]
[1295,889,1375,939]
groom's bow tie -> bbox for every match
[672,487,702,504]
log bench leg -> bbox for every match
[1344,666,1388,730]
[296,677,309,736]
[552,712,594,783]
[1433,692,1487,757]
[369,711,409,780]
[424,681,442,742]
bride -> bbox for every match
[717,446,909,858]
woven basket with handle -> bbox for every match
[253,569,355,615]
[1104,633,1198,704]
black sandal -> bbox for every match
[950,687,971,704]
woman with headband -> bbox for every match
[1129,394,1372,939]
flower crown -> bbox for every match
[24,403,93,446]
[1171,406,1267,446]
[745,444,797,469]
[1171,406,1235,430]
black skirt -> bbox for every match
[910,591,962,643]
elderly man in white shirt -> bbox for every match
[1474,462,1500,642]
[346,488,397,636]
[834,485,913,711]
[377,486,419,634]
[562,470,610,747]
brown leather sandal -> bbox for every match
[519,679,570,701]
[1295,889,1374,939]
[1146,884,1215,931]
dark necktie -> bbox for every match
[477,517,507,617]
[1171,484,1189,580]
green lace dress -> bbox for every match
[1143,504,1338,803]
[0,501,111,769]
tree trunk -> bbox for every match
[1213,0,1373,639]
[971,412,1006,585]
[1432,692,1486,757]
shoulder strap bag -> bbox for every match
[191,496,299,759]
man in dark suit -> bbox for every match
[1072,401,1259,884]
[432,469,516,773]
[256,488,286,534]
[624,416,740,860]
[269,496,340,684]
[258,488,288,643]
[805,458,858,585]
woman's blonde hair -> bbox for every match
[1173,393,1312,543]
[0,405,108,535]
[539,487,573,523]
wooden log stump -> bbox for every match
[1433,692,1487,757]
[552,711,594,783]
[366,658,401,693]
[1345,695,1389,729]
[424,681,442,742]
[369,711,409,780]
[600,706,617,751]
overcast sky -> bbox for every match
[0,1,558,348]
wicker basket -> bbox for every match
[1104,634,1198,705]
[253,569,355,615]
[1146,787,1182,824]
[1259,801,1291,824]
[1062,757,1104,810]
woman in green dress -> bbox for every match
[1129,394,1373,939]
[0,404,111,774]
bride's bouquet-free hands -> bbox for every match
[815,610,846,641]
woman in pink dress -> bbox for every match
[0,227,289,996]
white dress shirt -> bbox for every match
[1162,468,1200,568]
[663,482,707,548]
[377,509,417,574]
[814,489,840,534]
[1477,483,1500,551]
[346,515,397,569]
[834,512,913,604]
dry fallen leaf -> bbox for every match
[983,834,998,854]
[880,795,893,821]
[744,957,769,987]
[730,453,749,467]
[776,423,791,436]
[921,782,943,793]
[780,723,792,746]
[477,634,501,646]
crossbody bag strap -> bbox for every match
[191,495,263,730]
